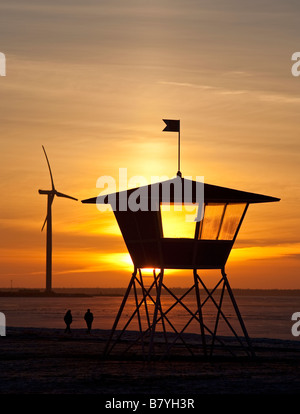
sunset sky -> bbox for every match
[1,0,300,289]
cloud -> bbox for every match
[259,94,300,104]
[159,81,216,91]
[281,254,300,261]
[159,80,300,105]
[231,243,300,262]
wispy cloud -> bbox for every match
[259,94,300,104]
[159,80,300,104]
[159,81,216,91]
[159,80,250,97]
[231,243,300,262]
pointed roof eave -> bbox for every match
[81,177,280,205]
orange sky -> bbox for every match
[0,0,300,289]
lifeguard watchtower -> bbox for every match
[82,121,280,359]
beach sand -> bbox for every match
[1,327,300,396]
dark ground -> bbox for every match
[1,327,300,399]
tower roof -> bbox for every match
[81,176,280,270]
[82,176,280,207]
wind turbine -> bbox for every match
[39,146,77,293]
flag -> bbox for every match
[162,119,180,132]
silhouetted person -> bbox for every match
[84,309,94,333]
[64,309,72,333]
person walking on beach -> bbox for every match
[64,309,72,333]
[84,309,94,333]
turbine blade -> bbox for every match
[41,194,55,231]
[41,215,47,231]
[42,145,55,190]
[55,191,78,201]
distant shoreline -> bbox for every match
[1,287,300,297]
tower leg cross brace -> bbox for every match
[103,267,255,359]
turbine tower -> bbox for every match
[39,146,77,293]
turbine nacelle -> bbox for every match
[38,188,78,200]
[38,189,54,195]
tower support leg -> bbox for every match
[103,267,255,359]
[193,269,207,356]
[103,267,137,357]
[221,268,255,357]
[148,269,164,358]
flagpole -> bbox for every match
[162,118,181,177]
[177,123,181,177]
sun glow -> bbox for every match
[160,203,198,238]
[100,252,134,270]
